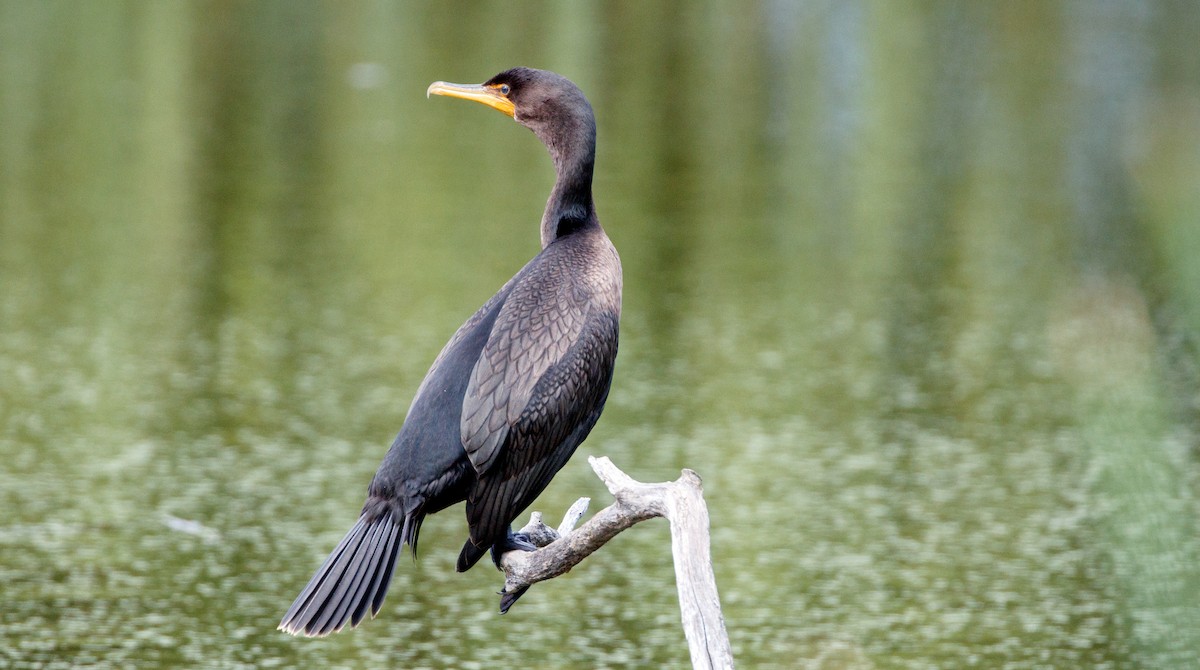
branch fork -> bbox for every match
[498,456,734,670]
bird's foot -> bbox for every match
[498,584,530,614]
[490,531,537,569]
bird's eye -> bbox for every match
[499,84,511,95]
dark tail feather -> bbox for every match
[279,502,419,636]
[456,538,488,573]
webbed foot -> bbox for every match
[490,531,537,568]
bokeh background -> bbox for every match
[3,1,1200,668]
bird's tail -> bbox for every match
[278,498,420,636]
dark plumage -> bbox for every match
[279,67,621,636]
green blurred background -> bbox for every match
[2,1,1199,668]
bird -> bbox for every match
[278,67,621,636]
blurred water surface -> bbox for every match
[2,2,1200,668]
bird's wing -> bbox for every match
[462,309,617,552]
[460,256,590,475]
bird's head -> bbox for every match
[427,67,595,169]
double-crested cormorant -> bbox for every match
[278,68,621,636]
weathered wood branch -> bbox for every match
[499,456,734,670]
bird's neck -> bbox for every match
[540,121,598,248]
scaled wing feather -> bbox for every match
[461,260,587,474]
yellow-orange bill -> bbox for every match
[427,81,515,118]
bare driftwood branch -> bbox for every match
[499,456,734,670]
